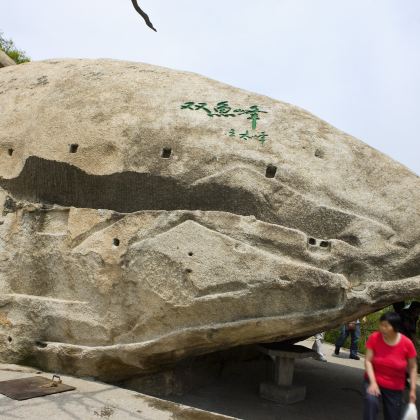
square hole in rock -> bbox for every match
[161,147,172,158]
[69,144,79,153]
[265,164,277,178]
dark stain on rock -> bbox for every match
[34,76,49,87]
[3,196,18,215]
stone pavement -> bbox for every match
[169,340,420,420]
[0,364,233,420]
[0,340,419,419]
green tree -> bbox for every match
[0,32,30,64]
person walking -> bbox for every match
[334,320,361,360]
[364,312,417,420]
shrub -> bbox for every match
[0,32,30,64]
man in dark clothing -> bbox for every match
[393,301,420,342]
[392,301,420,389]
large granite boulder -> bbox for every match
[0,59,419,381]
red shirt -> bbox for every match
[365,331,417,390]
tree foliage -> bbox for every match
[0,32,30,64]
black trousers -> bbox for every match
[363,381,403,420]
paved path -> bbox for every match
[0,364,233,420]
[0,340,418,419]
[169,340,420,420]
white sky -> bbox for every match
[2,1,419,174]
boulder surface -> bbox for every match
[0,59,419,380]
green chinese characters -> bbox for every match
[229,129,269,145]
[181,101,269,144]
[233,105,267,130]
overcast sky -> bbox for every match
[2,1,419,174]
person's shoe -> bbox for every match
[349,354,360,360]
[334,347,340,356]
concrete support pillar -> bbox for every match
[258,344,316,404]
[274,356,295,386]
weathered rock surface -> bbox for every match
[0,59,419,380]
[0,50,16,68]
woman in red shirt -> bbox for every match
[364,312,417,420]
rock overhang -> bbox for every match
[0,59,419,380]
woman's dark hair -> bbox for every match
[379,312,401,332]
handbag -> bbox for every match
[402,403,418,420]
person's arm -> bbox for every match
[365,348,381,396]
[408,357,417,403]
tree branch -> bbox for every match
[131,0,157,32]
